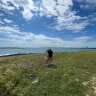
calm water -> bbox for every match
[0,47,96,56]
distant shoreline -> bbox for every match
[0,47,96,49]
[0,48,96,56]
[0,53,34,57]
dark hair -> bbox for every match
[49,49,51,51]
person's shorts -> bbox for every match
[48,57,52,60]
[45,56,49,60]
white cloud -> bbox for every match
[0,0,96,48]
[86,0,96,4]
[0,2,15,10]
[65,21,89,31]
[39,0,90,31]
[22,9,34,20]
[74,36,93,41]
[0,0,37,20]
[80,5,90,9]
[0,25,96,47]
[0,26,19,34]
[88,13,96,22]
[4,18,13,23]
[57,0,73,6]
[53,15,89,31]
[39,0,58,17]
[56,5,69,16]
[0,0,95,31]
[39,0,88,31]
[8,0,37,20]
[75,0,96,9]
[0,25,65,47]
[75,0,96,4]
[0,20,4,24]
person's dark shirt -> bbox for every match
[48,49,53,57]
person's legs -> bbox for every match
[49,57,52,64]
[50,57,52,63]
[46,59,48,65]
[45,56,49,66]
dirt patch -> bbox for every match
[84,76,96,96]
[91,77,96,94]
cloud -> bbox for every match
[0,0,37,20]
[0,4,15,10]
[39,0,81,31]
[0,1,15,12]
[0,0,95,32]
[75,0,96,9]
[88,13,96,22]
[39,0,89,31]
[75,0,96,4]
[0,20,4,24]
[22,9,34,20]
[80,5,90,9]
[52,15,89,31]
[65,21,89,31]
[0,25,96,47]
[39,0,58,17]
[57,0,73,6]
[0,26,19,33]
[0,0,86,31]
[0,25,66,47]
[3,18,13,23]
[8,0,37,20]
[74,36,93,41]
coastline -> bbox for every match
[0,47,96,57]
[0,53,33,57]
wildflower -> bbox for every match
[82,81,89,86]
[32,79,38,84]
[85,71,90,74]
[62,74,68,78]
[75,78,79,82]
[46,72,49,74]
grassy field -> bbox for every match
[0,52,96,96]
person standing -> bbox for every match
[48,49,53,64]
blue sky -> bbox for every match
[0,0,96,47]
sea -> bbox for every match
[0,47,96,56]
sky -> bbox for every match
[0,0,96,48]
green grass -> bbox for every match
[0,52,96,96]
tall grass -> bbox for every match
[0,52,96,96]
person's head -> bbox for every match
[48,49,51,51]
